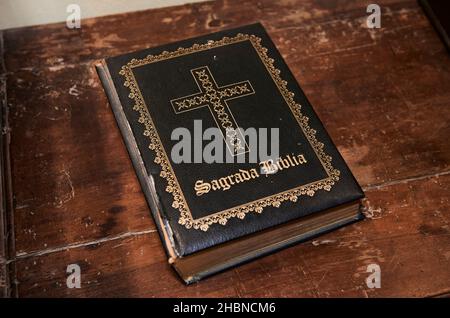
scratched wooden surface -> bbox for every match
[1,0,449,297]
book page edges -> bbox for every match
[173,201,363,284]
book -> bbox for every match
[419,0,450,51]
[96,23,364,284]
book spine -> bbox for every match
[419,0,450,51]
[0,30,16,297]
[95,61,179,261]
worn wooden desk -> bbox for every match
[1,0,449,297]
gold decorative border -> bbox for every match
[119,33,340,231]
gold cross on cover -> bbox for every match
[170,66,255,156]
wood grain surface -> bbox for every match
[1,0,449,297]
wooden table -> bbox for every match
[1,0,449,297]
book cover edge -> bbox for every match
[419,0,450,51]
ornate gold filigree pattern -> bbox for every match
[170,66,253,155]
[119,33,340,232]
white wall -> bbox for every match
[0,0,209,30]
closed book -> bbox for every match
[419,0,450,51]
[96,23,364,284]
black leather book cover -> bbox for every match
[96,23,364,260]
[419,0,450,51]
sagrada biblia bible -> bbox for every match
[96,23,364,284]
